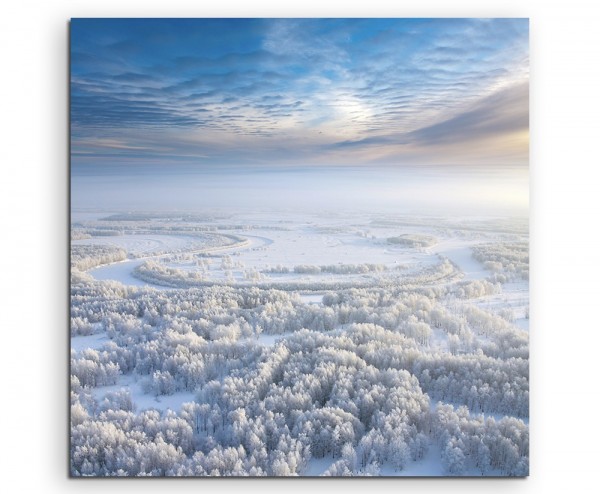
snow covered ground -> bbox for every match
[255,332,292,347]
[71,332,112,352]
[71,210,529,476]
[82,226,442,288]
[298,292,324,305]
[89,259,164,288]
[74,210,526,293]
[431,238,489,281]
[475,281,529,331]
[90,373,197,414]
[72,233,213,257]
[380,443,446,477]
[303,456,336,476]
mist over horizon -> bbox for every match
[71,163,528,217]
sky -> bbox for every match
[71,18,529,213]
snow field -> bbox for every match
[70,211,529,476]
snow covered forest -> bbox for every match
[70,210,529,476]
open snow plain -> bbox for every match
[70,210,529,476]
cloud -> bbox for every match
[326,81,528,166]
[70,18,528,168]
[408,82,529,146]
[71,90,205,128]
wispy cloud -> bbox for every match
[329,81,528,162]
[410,82,528,145]
[71,18,528,170]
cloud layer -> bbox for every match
[71,18,529,170]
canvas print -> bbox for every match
[70,18,529,477]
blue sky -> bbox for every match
[71,18,528,172]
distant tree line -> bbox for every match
[472,242,529,282]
